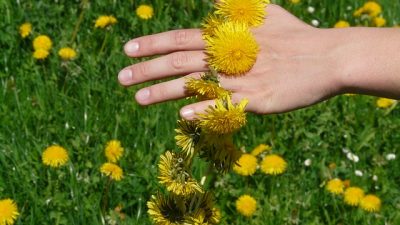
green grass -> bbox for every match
[0,0,399,224]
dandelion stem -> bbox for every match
[101,178,113,216]
[98,32,109,57]
[70,0,89,44]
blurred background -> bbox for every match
[0,0,399,224]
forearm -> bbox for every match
[328,28,400,99]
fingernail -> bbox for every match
[118,69,132,83]
[124,42,139,54]
[136,88,150,102]
[181,108,194,119]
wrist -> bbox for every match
[327,27,400,98]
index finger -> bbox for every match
[124,29,205,57]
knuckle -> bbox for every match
[174,30,191,46]
[143,36,156,53]
[148,85,166,102]
[134,62,149,77]
[170,52,190,70]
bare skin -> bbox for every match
[118,4,400,119]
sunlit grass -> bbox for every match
[0,0,399,224]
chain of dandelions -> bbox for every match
[147,1,270,224]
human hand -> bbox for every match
[118,4,344,119]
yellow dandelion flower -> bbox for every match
[205,21,259,76]
[109,16,117,24]
[158,151,202,196]
[198,96,248,135]
[373,17,386,27]
[236,195,257,217]
[353,8,364,17]
[0,199,19,225]
[260,154,287,175]
[210,207,221,224]
[33,49,50,60]
[354,1,382,18]
[233,154,258,176]
[33,35,52,51]
[251,144,271,156]
[94,15,117,28]
[334,20,350,28]
[100,162,123,181]
[147,194,185,225]
[202,13,225,38]
[363,1,382,17]
[376,98,396,108]
[175,119,201,157]
[19,22,32,38]
[185,76,231,100]
[326,178,344,195]
[328,162,337,170]
[136,4,154,20]
[185,209,208,225]
[185,207,220,225]
[42,145,69,168]
[58,47,77,61]
[290,0,300,4]
[104,140,124,163]
[216,0,268,27]
[344,187,365,206]
[360,194,381,212]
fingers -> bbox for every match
[179,93,253,120]
[124,29,205,57]
[135,73,202,105]
[118,51,208,86]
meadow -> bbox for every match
[0,0,399,224]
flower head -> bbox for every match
[104,140,124,163]
[360,194,381,212]
[100,162,123,181]
[94,15,117,28]
[251,144,271,156]
[205,21,259,76]
[233,154,258,176]
[58,47,77,61]
[175,119,201,158]
[147,194,185,225]
[148,192,217,225]
[42,145,69,168]
[344,187,365,206]
[19,23,32,38]
[334,20,350,28]
[373,17,386,27]
[290,0,300,4]
[33,49,50,60]
[202,13,225,37]
[326,178,344,195]
[0,199,19,225]
[236,195,257,217]
[362,1,382,17]
[260,154,287,175]
[185,75,231,100]
[354,1,382,17]
[376,98,396,108]
[198,96,248,135]
[216,0,268,27]
[158,151,202,196]
[185,207,220,225]
[136,5,154,20]
[33,35,52,51]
